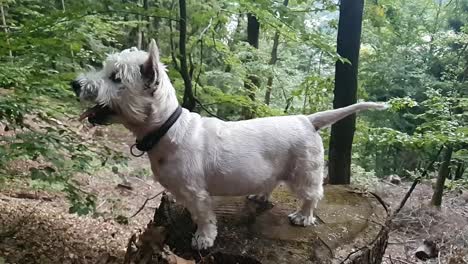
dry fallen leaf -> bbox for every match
[161,246,195,264]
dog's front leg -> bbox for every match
[184,190,217,250]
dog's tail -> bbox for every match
[308,102,388,130]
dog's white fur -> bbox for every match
[76,39,387,250]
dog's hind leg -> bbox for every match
[288,167,324,226]
[183,189,218,250]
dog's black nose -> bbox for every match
[70,80,81,97]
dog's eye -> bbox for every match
[110,72,121,83]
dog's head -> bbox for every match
[71,39,176,129]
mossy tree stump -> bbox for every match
[146,185,390,264]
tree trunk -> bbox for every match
[136,0,143,50]
[431,146,453,207]
[454,160,465,180]
[0,3,12,58]
[264,31,279,106]
[141,0,150,50]
[264,0,289,106]
[130,185,389,263]
[328,0,364,185]
[247,13,260,49]
[168,0,179,71]
[178,0,196,111]
[242,13,260,119]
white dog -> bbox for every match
[71,39,386,250]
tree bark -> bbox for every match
[431,145,453,207]
[136,0,143,50]
[168,0,179,71]
[178,0,196,111]
[247,13,260,49]
[141,0,149,50]
[328,0,364,185]
[454,160,465,180]
[264,31,279,106]
[138,185,390,264]
[0,3,12,58]
[265,0,289,106]
[242,13,260,119]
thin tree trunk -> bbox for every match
[328,0,364,185]
[227,14,241,51]
[264,31,279,106]
[242,13,260,119]
[264,0,289,106]
[168,0,178,70]
[302,51,323,114]
[0,3,12,58]
[454,161,465,180]
[301,52,315,113]
[431,146,453,207]
[136,0,143,50]
[60,0,74,62]
[141,0,149,49]
[179,0,196,111]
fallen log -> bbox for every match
[129,185,390,264]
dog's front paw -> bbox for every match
[288,211,316,226]
[191,232,215,250]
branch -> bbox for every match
[56,10,177,25]
[392,145,444,217]
[130,191,164,218]
[191,18,213,96]
[195,98,227,121]
[193,41,201,96]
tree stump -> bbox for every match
[134,185,389,264]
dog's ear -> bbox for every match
[141,39,160,88]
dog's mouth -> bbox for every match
[78,104,115,125]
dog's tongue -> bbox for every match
[78,105,100,121]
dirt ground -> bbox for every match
[375,180,468,264]
[0,124,467,264]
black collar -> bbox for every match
[130,106,183,157]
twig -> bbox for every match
[117,183,134,190]
[96,200,107,210]
[369,191,389,214]
[317,234,334,258]
[192,18,213,96]
[8,192,53,201]
[194,98,228,121]
[123,233,137,264]
[130,191,164,218]
[392,146,444,217]
[169,18,180,71]
[57,10,177,24]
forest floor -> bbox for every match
[0,124,467,264]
